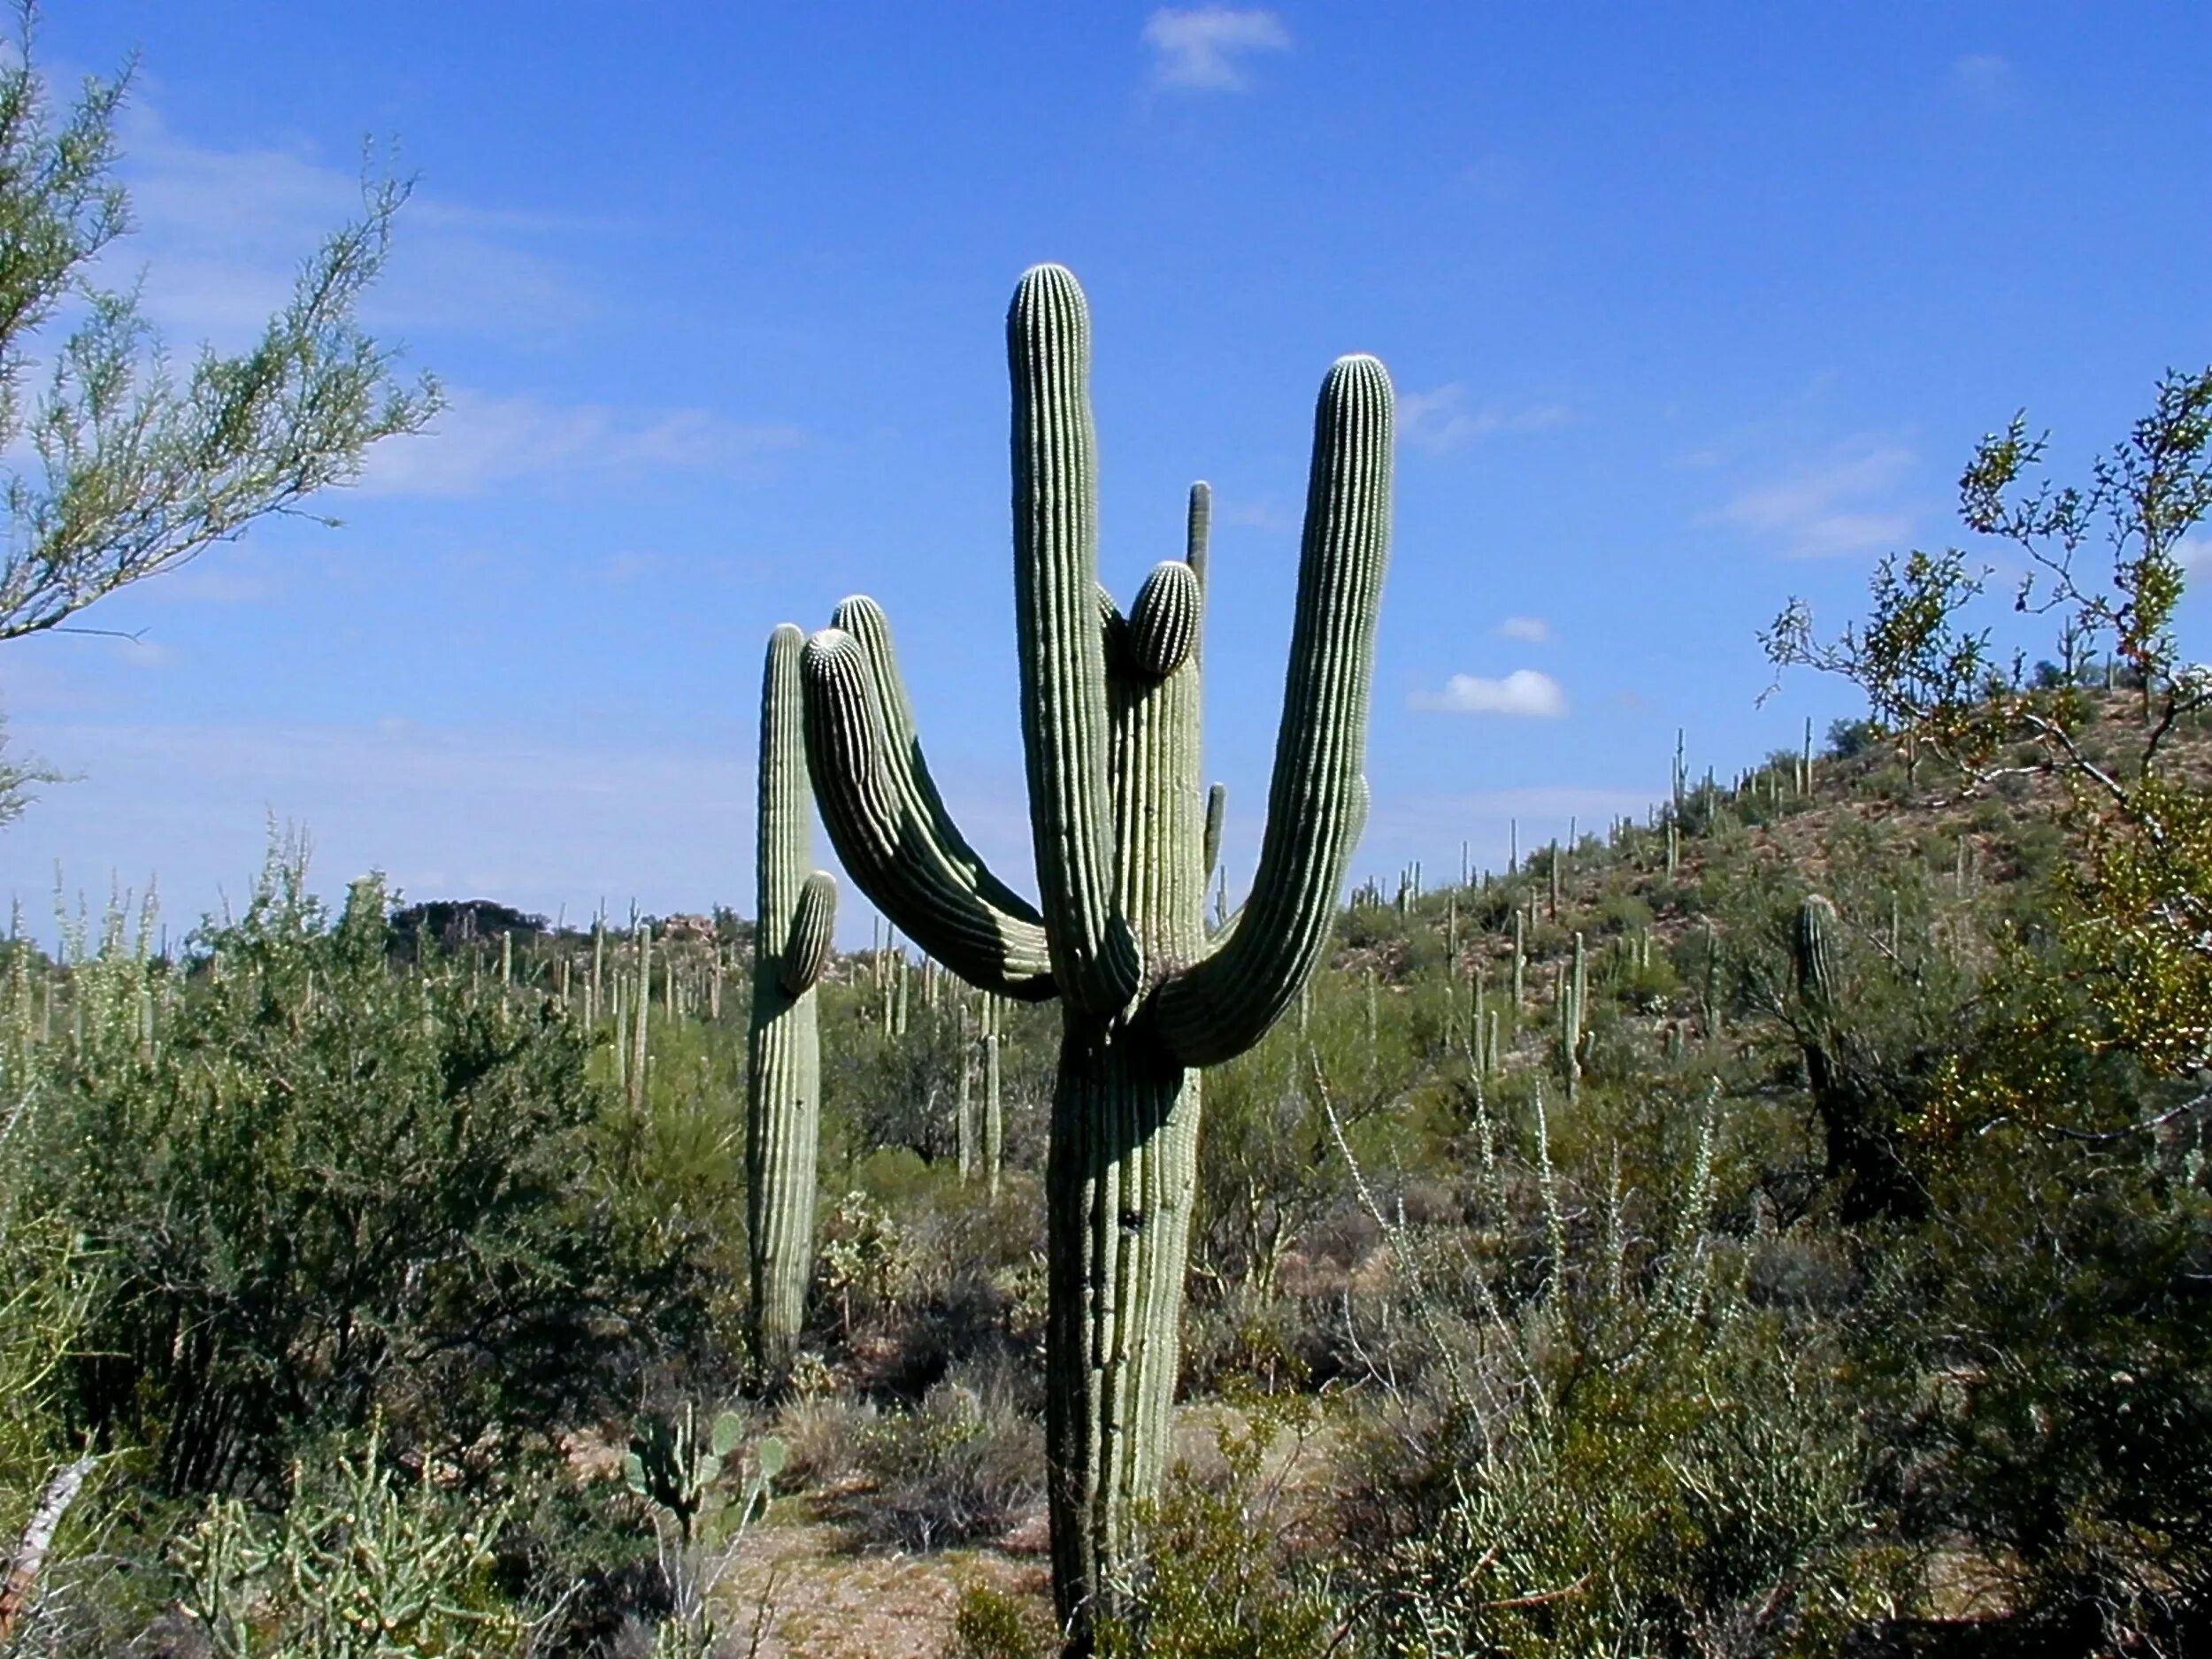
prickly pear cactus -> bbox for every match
[797,264,1390,1647]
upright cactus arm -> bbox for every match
[1155,353,1393,1067]
[801,627,1058,1000]
[1794,893,1840,1013]
[779,872,838,996]
[832,595,1041,926]
[1010,264,1142,1016]
[1186,480,1211,669]
[1202,781,1226,882]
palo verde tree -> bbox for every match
[797,264,1391,1649]
[0,4,438,819]
[1766,366,2212,1097]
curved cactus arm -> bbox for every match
[801,627,1058,1000]
[1155,355,1392,1067]
[831,595,1041,926]
[1010,264,1141,1015]
[1202,780,1226,882]
[779,872,837,995]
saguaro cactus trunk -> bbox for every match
[798,265,1390,1649]
[747,625,837,1386]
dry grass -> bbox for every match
[717,1519,1050,1659]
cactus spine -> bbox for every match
[748,625,838,1385]
[798,265,1389,1645]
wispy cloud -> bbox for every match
[1142,7,1290,91]
[1953,53,2016,111]
[1398,384,1570,454]
[357,388,803,498]
[110,98,603,345]
[1705,441,1916,559]
[1497,615,1551,644]
[1409,670,1567,718]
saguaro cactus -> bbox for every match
[748,625,838,1384]
[799,265,1390,1647]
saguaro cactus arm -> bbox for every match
[801,628,1057,999]
[1010,264,1142,1016]
[1794,893,1840,1013]
[1155,354,1393,1066]
[1127,561,1202,679]
[779,871,838,996]
[831,595,1044,928]
[1202,781,1226,882]
[750,625,831,1381]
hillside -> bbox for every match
[1,696,2205,1658]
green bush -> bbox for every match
[30,856,716,1497]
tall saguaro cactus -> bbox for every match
[748,625,837,1384]
[798,265,1390,1647]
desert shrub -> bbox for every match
[1098,1400,1338,1659]
[769,1393,878,1492]
[1856,1118,2212,1653]
[31,856,714,1498]
[945,1581,1056,1659]
[172,1425,526,1657]
[1334,1084,1906,1658]
[847,1363,1044,1552]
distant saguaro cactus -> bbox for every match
[1791,891,1913,1220]
[747,625,837,1385]
[798,264,1391,1647]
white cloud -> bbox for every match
[1953,53,2016,110]
[1398,384,1570,454]
[1142,7,1290,91]
[1409,670,1567,718]
[1706,441,1915,559]
[1497,615,1551,643]
[357,388,804,497]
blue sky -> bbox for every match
[4,4,2208,942]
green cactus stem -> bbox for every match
[749,625,838,1386]
[984,992,1005,1201]
[1561,929,1586,1102]
[1702,917,1723,1046]
[1791,890,1904,1218]
[958,997,978,1180]
[627,922,651,1113]
[798,264,1390,1648]
[1793,893,1840,1016]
